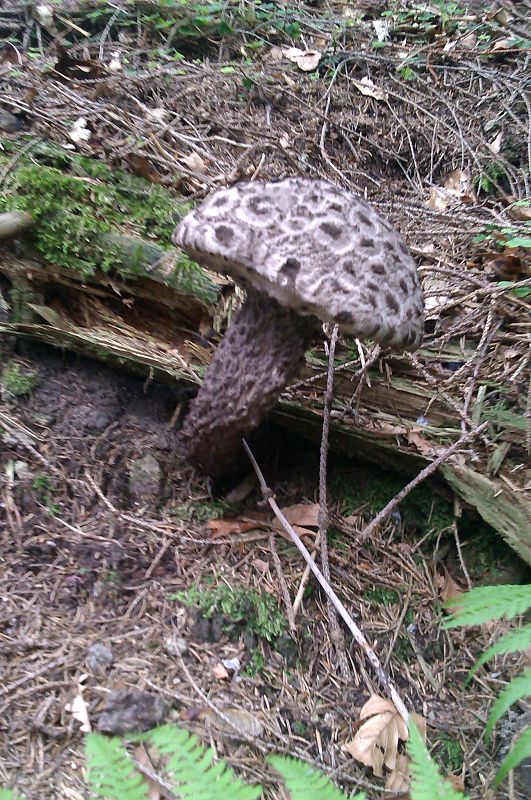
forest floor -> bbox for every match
[0,2,530,799]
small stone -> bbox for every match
[97,688,169,735]
[163,635,188,657]
[86,642,114,675]
[128,453,162,498]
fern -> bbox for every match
[469,622,531,676]
[0,792,21,800]
[443,585,531,627]
[408,722,467,800]
[484,670,531,742]
[268,755,363,800]
[143,725,262,800]
[85,734,149,800]
[495,727,531,785]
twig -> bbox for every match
[358,422,490,541]
[243,439,409,724]
[318,326,350,681]
[268,533,296,634]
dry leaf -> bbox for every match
[492,38,515,52]
[178,152,209,174]
[385,752,410,792]
[344,695,408,777]
[127,154,164,184]
[351,77,387,101]
[68,117,91,145]
[283,47,322,72]
[488,131,503,154]
[447,775,465,792]
[406,431,436,455]
[54,46,107,80]
[278,503,320,528]
[208,513,268,538]
[439,571,464,603]
[508,203,531,222]
[427,169,476,210]
[65,687,91,732]
[133,744,160,800]
[212,662,230,681]
[204,707,264,738]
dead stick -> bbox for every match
[359,421,490,541]
[318,326,350,681]
[243,439,409,724]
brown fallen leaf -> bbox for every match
[208,512,269,538]
[212,662,230,681]
[133,744,161,800]
[385,752,410,792]
[283,47,322,72]
[351,77,387,101]
[277,502,320,528]
[439,571,465,611]
[54,45,107,80]
[344,695,408,777]
[204,707,264,738]
[127,154,165,184]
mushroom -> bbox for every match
[172,177,424,476]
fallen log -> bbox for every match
[0,227,529,564]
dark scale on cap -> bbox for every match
[321,222,343,240]
[358,212,374,228]
[248,196,271,215]
[279,257,301,280]
[385,292,400,313]
[399,278,408,294]
[360,237,375,248]
[215,225,234,244]
[371,263,386,275]
[367,281,379,292]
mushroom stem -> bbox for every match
[180,288,315,476]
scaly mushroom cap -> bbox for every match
[173,177,424,351]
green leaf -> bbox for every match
[0,792,23,800]
[505,237,531,248]
[268,755,362,800]
[443,585,531,628]
[146,725,262,800]
[470,623,531,677]
[85,734,149,800]
[495,727,531,785]
[485,670,531,741]
[408,722,468,800]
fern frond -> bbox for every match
[495,727,531,786]
[268,755,363,800]
[469,623,531,677]
[0,791,22,800]
[484,670,531,742]
[408,722,468,800]
[443,585,531,628]
[85,733,149,800]
[145,725,262,800]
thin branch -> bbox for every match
[318,326,350,681]
[243,439,409,724]
[359,421,490,541]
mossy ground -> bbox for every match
[1,362,37,399]
[0,139,210,296]
[174,581,287,644]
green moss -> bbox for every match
[0,143,206,294]
[330,458,455,535]
[1,362,37,398]
[434,735,464,772]
[171,498,230,522]
[364,588,400,606]
[174,582,286,643]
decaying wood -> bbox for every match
[0,236,529,564]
